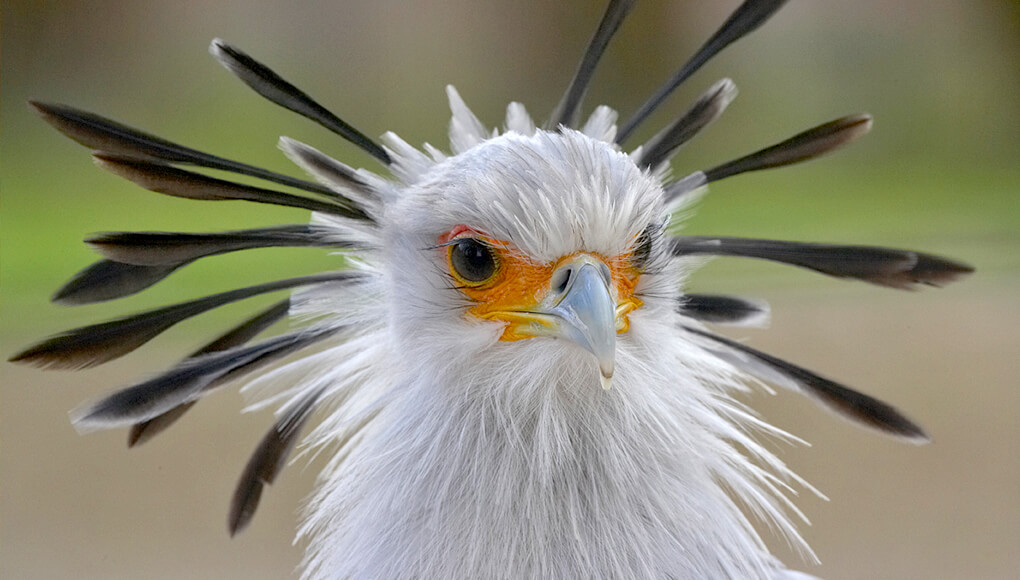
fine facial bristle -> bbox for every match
[617,0,789,143]
[229,385,324,536]
[10,272,362,370]
[51,260,184,305]
[28,101,335,196]
[87,225,350,266]
[680,293,769,326]
[72,326,342,431]
[209,39,391,165]
[670,236,975,289]
[704,114,874,183]
[93,153,368,220]
[128,299,291,447]
[637,78,737,169]
[549,0,638,129]
[685,326,930,442]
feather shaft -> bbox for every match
[670,236,974,289]
[29,101,335,196]
[72,326,342,430]
[87,225,351,266]
[228,385,325,536]
[685,326,929,442]
[704,114,873,182]
[617,0,789,142]
[11,273,362,370]
[93,154,368,220]
[210,40,390,164]
[549,0,638,129]
[128,299,291,447]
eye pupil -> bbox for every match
[450,238,497,283]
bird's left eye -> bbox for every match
[448,238,499,285]
[632,227,655,271]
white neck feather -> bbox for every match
[296,313,808,579]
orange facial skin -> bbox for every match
[440,225,644,341]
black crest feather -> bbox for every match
[10,272,361,370]
[704,114,874,183]
[680,294,769,326]
[637,78,737,169]
[29,101,335,197]
[86,225,351,266]
[228,385,324,536]
[210,40,390,165]
[93,153,368,220]
[618,0,790,142]
[72,326,342,431]
[686,326,929,442]
[128,299,291,447]
[550,0,638,129]
[671,236,974,289]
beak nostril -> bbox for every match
[552,267,572,294]
[598,263,612,286]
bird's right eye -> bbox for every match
[448,238,499,285]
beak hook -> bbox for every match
[544,256,617,389]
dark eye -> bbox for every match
[632,226,654,271]
[449,238,498,284]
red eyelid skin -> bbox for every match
[438,224,486,245]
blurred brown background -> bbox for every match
[2,1,1018,578]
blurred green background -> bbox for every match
[2,1,1018,578]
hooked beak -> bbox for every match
[488,255,619,389]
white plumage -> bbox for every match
[13,1,972,578]
[292,122,805,578]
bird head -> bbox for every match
[386,128,665,392]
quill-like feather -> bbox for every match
[11,272,362,369]
[637,79,737,169]
[617,0,789,142]
[549,0,638,129]
[210,40,390,164]
[87,225,350,266]
[29,101,336,197]
[704,114,873,183]
[229,384,325,536]
[128,299,291,447]
[72,326,342,430]
[93,154,368,220]
[278,137,378,213]
[52,260,183,305]
[670,236,974,289]
[680,294,769,326]
[59,226,351,304]
[685,326,929,442]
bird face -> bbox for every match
[442,228,643,388]
[386,129,665,391]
